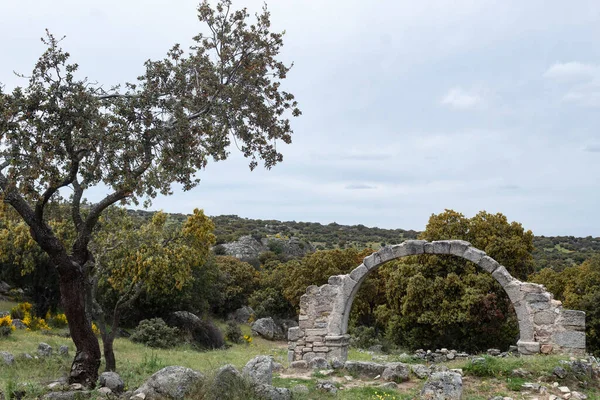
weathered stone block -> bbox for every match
[377,246,395,263]
[306,285,319,295]
[423,242,434,254]
[462,247,486,264]
[363,253,382,270]
[558,310,586,327]
[350,264,369,282]
[431,240,452,254]
[313,347,329,352]
[290,360,308,369]
[288,327,303,341]
[540,344,553,354]
[503,281,524,304]
[404,240,427,255]
[391,243,410,258]
[520,283,545,293]
[449,240,471,257]
[305,328,328,336]
[299,320,311,329]
[302,352,317,362]
[305,336,324,343]
[288,351,295,362]
[534,310,556,325]
[517,340,540,355]
[525,292,552,303]
[478,256,500,273]
[553,331,586,349]
[327,275,344,286]
[492,265,514,287]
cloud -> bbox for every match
[440,87,484,110]
[345,184,376,190]
[543,62,599,82]
[583,144,600,152]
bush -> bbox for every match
[10,302,32,320]
[225,321,243,344]
[349,325,382,350]
[248,288,294,319]
[167,312,225,350]
[48,312,68,329]
[0,314,15,337]
[130,318,179,348]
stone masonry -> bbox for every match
[287,240,586,363]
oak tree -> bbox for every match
[0,0,299,386]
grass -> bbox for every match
[0,300,18,313]
[1,328,598,400]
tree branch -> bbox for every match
[35,159,79,221]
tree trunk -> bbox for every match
[58,260,101,387]
[102,333,116,372]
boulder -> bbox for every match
[420,372,462,400]
[229,306,255,324]
[289,360,308,369]
[0,281,11,295]
[59,346,69,356]
[553,366,568,379]
[382,362,410,383]
[134,366,204,399]
[38,343,53,357]
[292,385,309,393]
[253,384,292,400]
[12,319,26,329]
[242,355,273,385]
[0,351,14,366]
[251,317,282,340]
[212,364,246,395]
[99,371,125,394]
[316,380,337,394]
[344,361,387,378]
[167,311,224,349]
[308,357,329,369]
[412,364,431,379]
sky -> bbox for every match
[1,0,600,237]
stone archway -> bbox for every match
[287,240,586,363]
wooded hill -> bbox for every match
[127,210,600,272]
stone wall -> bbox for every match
[287,240,586,363]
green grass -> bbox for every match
[0,300,18,313]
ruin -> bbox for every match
[287,240,586,363]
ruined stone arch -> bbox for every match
[287,240,586,363]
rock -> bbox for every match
[97,387,112,397]
[59,346,69,356]
[43,392,91,399]
[47,382,67,391]
[292,384,309,393]
[316,380,337,394]
[253,384,292,400]
[487,348,501,356]
[449,369,463,376]
[69,383,84,390]
[308,357,329,369]
[0,351,14,366]
[272,362,283,372]
[229,306,255,324]
[19,353,33,360]
[134,366,204,400]
[446,353,455,360]
[512,368,531,378]
[559,386,571,394]
[553,366,567,379]
[412,364,431,379]
[12,319,26,329]
[420,372,462,400]
[131,393,146,400]
[212,364,245,395]
[571,391,587,399]
[380,382,398,389]
[167,311,224,349]
[319,369,334,376]
[0,281,11,295]
[368,344,383,353]
[344,361,386,378]
[381,362,410,383]
[330,358,344,369]
[568,360,593,379]
[289,360,308,369]
[471,357,486,365]
[38,343,53,357]
[99,371,125,394]
[242,355,273,385]
[251,317,283,340]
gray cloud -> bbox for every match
[583,144,600,152]
[345,184,377,190]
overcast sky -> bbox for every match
[2,1,600,236]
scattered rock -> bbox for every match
[487,349,501,356]
[511,368,531,378]
[381,362,410,383]
[69,383,84,391]
[0,281,11,295]
[242,355,273,385]
[19,353,33,360]
[228,306,255,324]
[99,371,125,394]
[412,364,431,379]
[212,364,245,394]
[308,357,328,369]
[251,317,283,341]
[471,357,486,365]
[449,369,463,376]
[43,392,91,400]
[344,361,386,378]
[571,391,587,399]
[97,387,112,397]
[289,360,308,369]
[379,382,398,389]
[0,351,14,366]
[47,382,67,391]
[559,386,571,394]
[344,375,353,382]
[59,346,69,356]
[553,366,568,379]
[521,383,541,391]
[292,384,309,394]
[330,358,344,369]
[420,372,462,400]
[12,319,26,329]
[133,366,203,400]
[272,362,283,372]
[37,343,53,357]
[316,380,337,394]
[253,384,292,400]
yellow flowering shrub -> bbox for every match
[27,316,51,331]
[0,314,15,336]
[92,322,100,336]
[46,311,68,328]
[10,302,32,320]
[243,334,253,345]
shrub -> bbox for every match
[225,321,243,344]
[349,325,381,350]
[130,318,179,348]
[47,312,68,329]
[10,302,32,320]
[0,314,15,337]
[248,287,294,319]
[25,315,51,331]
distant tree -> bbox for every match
[0,0,299,385]
[211,256,259,316]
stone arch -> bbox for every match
[287,240,586,363]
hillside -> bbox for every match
[127,210,600,271]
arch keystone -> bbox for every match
[431,240,452,254]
